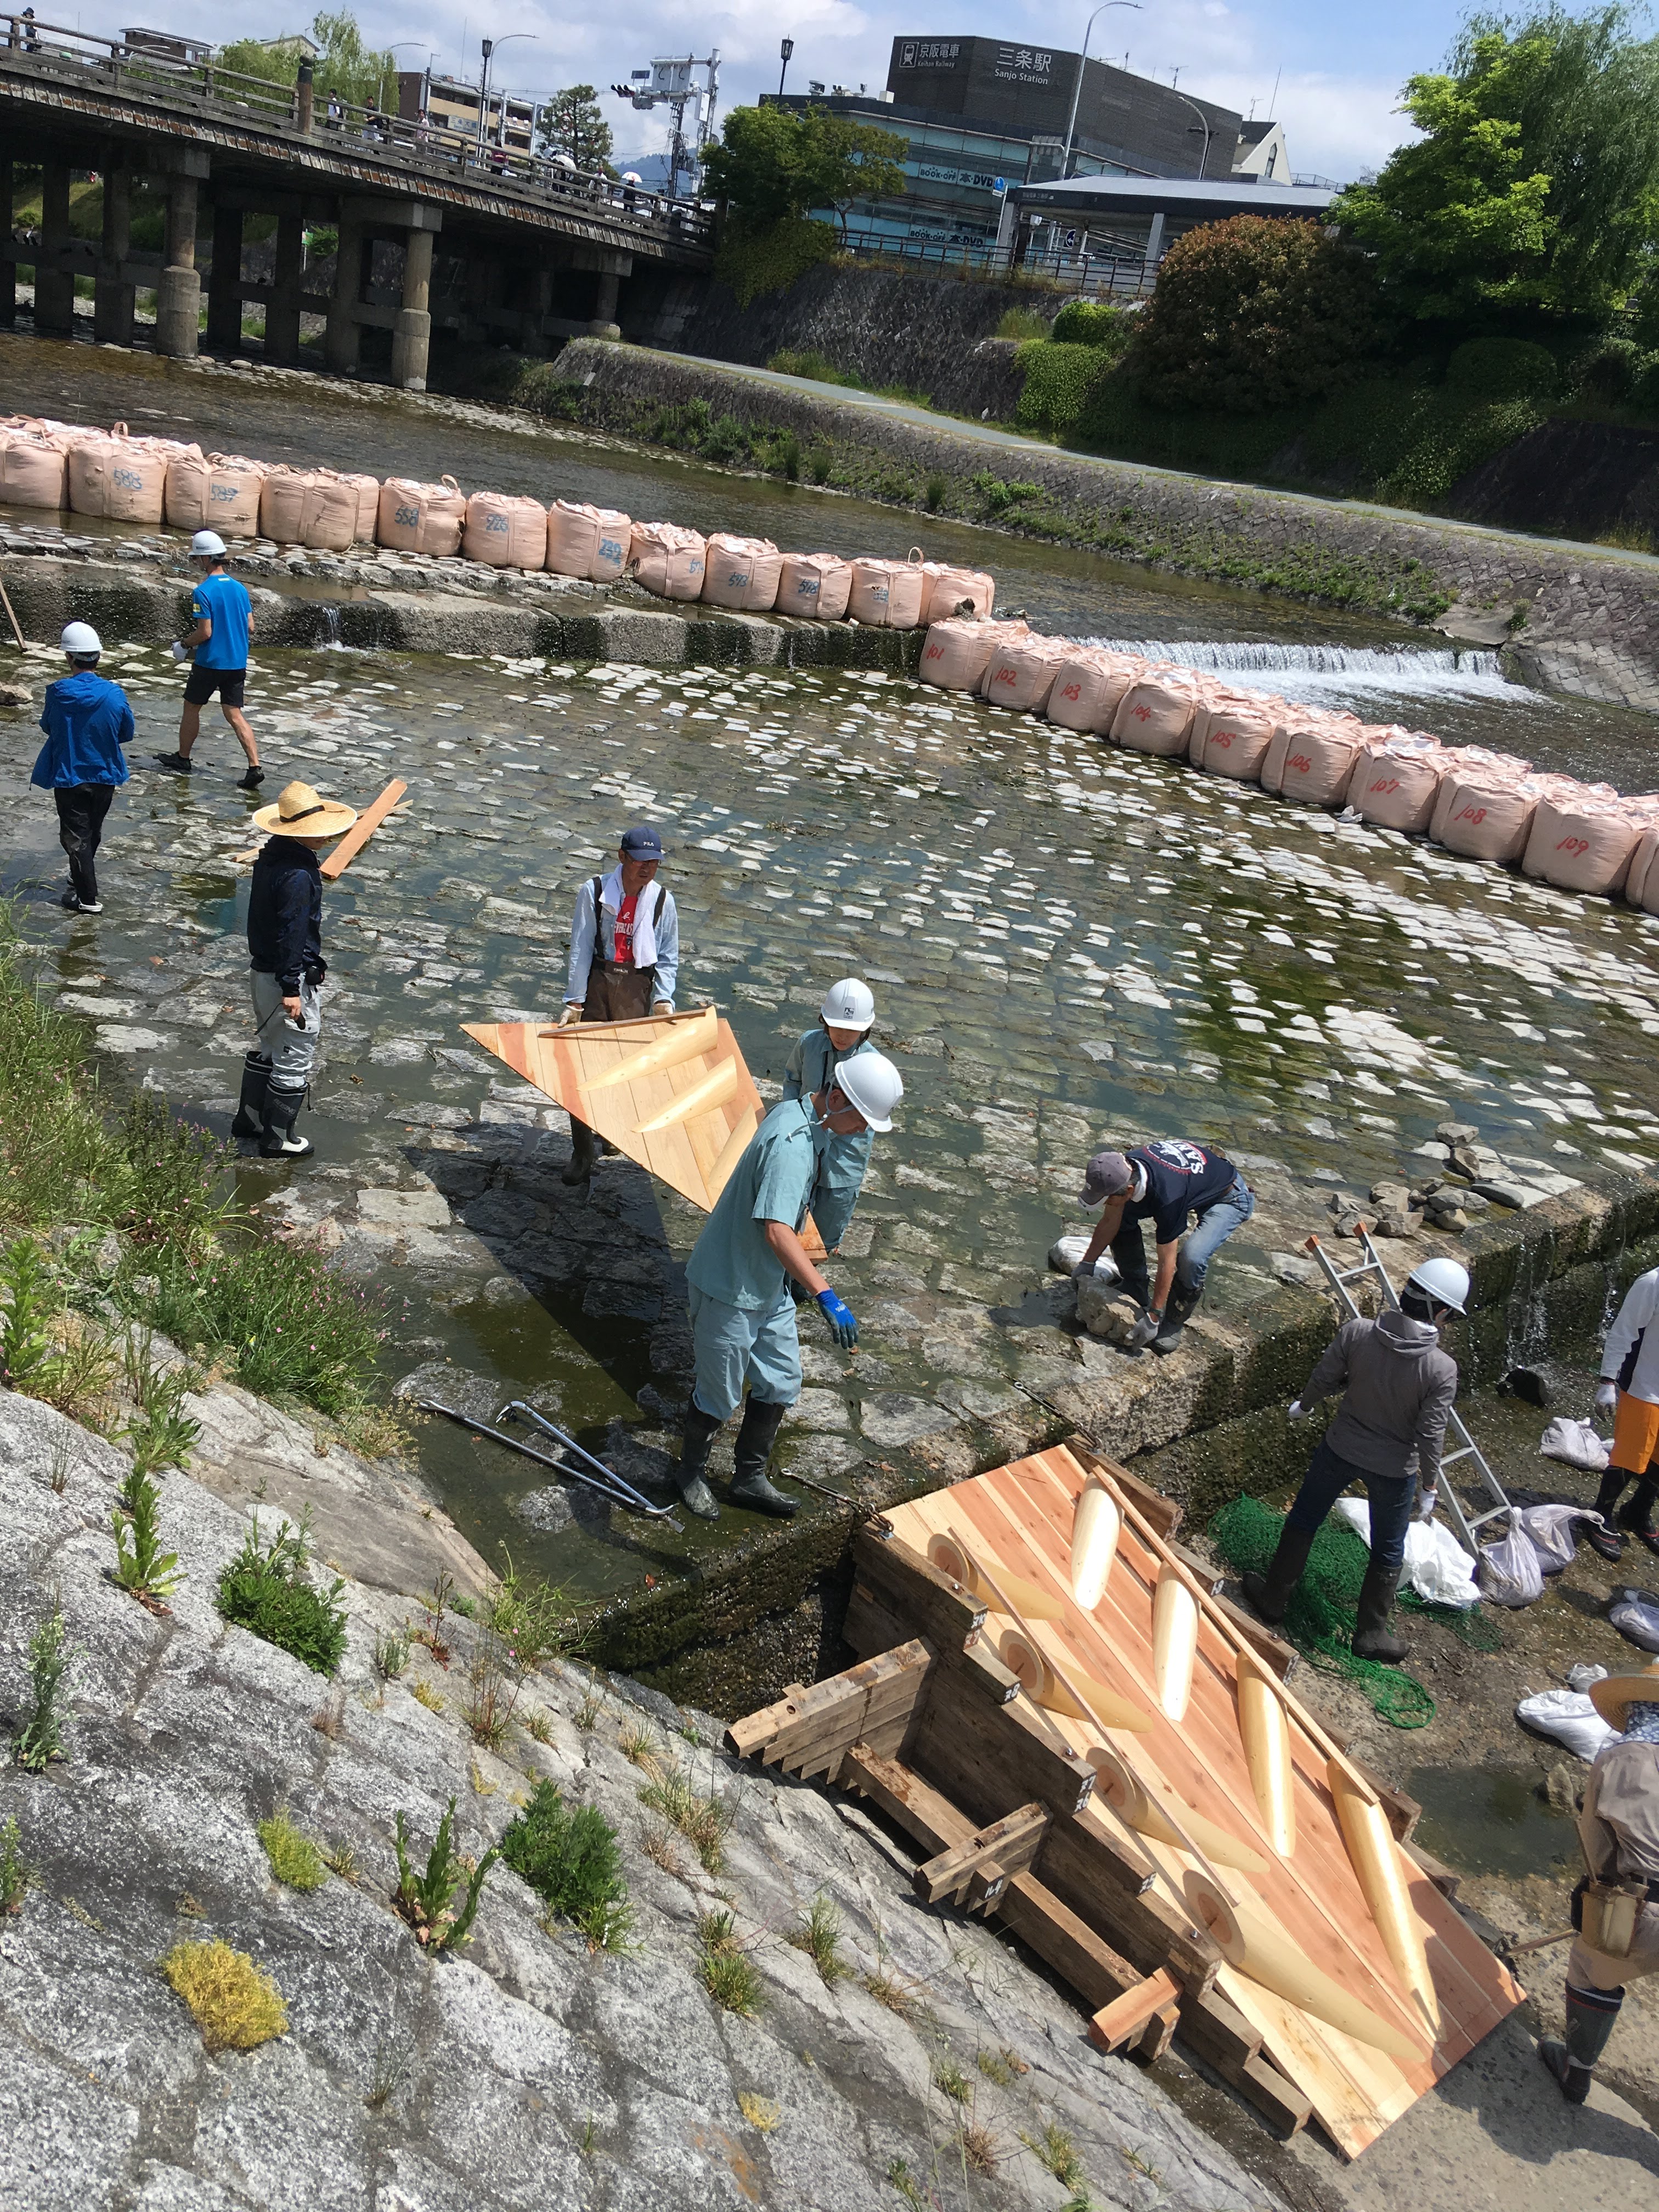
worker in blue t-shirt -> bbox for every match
[155,531,264,788]
[1071,1138,1255,1355]
[33,621,133,915]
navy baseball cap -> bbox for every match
[620,824,664,859]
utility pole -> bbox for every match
[1061,2,1141,179]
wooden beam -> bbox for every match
[1071,1446,1182,1539]
[1136,1992,1182,2064]
[999,1872,1143,2010]
[1090,1968,1182,2055]
[842,1745,968,1857]
[1235,2053,1313,2140]
[915,1803,1048,1905]
[853,1526,985,1652]
[913,1661,1097,1827]
[724,1641,933,1782]
[319,778,408,879]
[1177,1988,1262,2073]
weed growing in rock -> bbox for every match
[637,1756,734,1873]
[522,1706,553,1746]
[1020,2120,1086,2192]
[0,1814,30,1913]
[975,2046,1029,2087]
[257,1810,327,1893]
[464,1625,522,1753]
[392,1796,498,1955]
[886,2157,929,2211]
[217,1513,348,1678]
[737,2090,780,2132]
[162,1938,289,2053]
[411,1678,446,1713]
[416,1572,454,1667]
[862,1963,926,2022]
[110,1469,184,1610]
[697,1908,763,2016]
[575,1688,603,1731]
[374,1628,411,1680]
[924,471,949,512]
[47,1426,74,1496]
[499,1780,634,1952]
[638,1818,685,1877]
[933,2057,971,2103]
[958,2123,999,2177]
[14,1599,70,1771]
[321,1836,359,1882]
[490,1548,577,1672]
[618,1719,660,1769]
[365,2028,416,2112]
[122,1356,201,1480]
[0,1236,56,1391]
[786,1893,848,1986]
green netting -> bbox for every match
[1210,1497,1436,1730]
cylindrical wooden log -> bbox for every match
[1152,1566,1198,1724]
[996,1629,1152,1734]
[1328,1760,1441,2038]
[1237,1650,1295,1859]
[1070,1480,1121,1611]
[1087,1745,1267,1875]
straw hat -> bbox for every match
[252,780,358,840]
[1590,1657,1659,1730]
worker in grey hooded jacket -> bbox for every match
[1242,1256,1466,1664]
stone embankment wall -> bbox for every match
[546,339,1659,709]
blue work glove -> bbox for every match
[816,1287,858,1348]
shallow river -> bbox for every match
[5,335,1659,1604]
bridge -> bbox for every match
[0,16,714,390]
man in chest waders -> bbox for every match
[558,825,680,1186]
[672,1052,905,1523]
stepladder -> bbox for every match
[1304,1229,1511,1557]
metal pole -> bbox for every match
[1170,87,1212,178]
[1060,1,1141,179]
[778,36,793,98]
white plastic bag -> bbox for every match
[1329,1495,1481,1606]
[1048,1234,1119,1282]
[1520,1502,1603,1575]
[1515,1685,1619,1761]
[1480,1514,1546,1607]
[1610,1591,1659,1653]
[1539,1417,1611,1472]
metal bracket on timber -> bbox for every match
[915,1802,1048,1906]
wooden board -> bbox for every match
[319,778,408,879]
[463,1008,767,1214]
[884,1446,1525,2160]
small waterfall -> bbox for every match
[1075,638,1534,704]
[320,605,341,647]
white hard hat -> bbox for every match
[821,977,876,1031]
[1405,1256,1469,1314]
[832,1050,903,1133]
[61,621,103,655]
[190,529,227,557]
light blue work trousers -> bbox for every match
[688,1285,802,1423]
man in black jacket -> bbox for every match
[232,781,357,1159]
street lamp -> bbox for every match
[779,38,794,99]
[1171,88,1211,178]
[477,31,535,150]
[1060,2,1141,179]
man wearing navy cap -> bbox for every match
[558,825,681,1186]
[1071,1138,1254,1354]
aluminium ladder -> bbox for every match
[1303,1229,1512,1558]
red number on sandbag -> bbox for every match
[1557,836,1589,857]
[1458,804,1487,825]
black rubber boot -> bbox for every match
[1152,1281,1200,1356]
[259,1084,313,1159]
[1241,1523,1314,1625]
[673,1401,723,1522]
[1586,1466,1633,1562]
[1351,1558,1409,1663]
[729,1396,797,1519]
[1539,1980,1624,2104]
[231,1052,272,1141]
[1617,1476,1659,1558]
[562,1119,599,1186]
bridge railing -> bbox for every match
[0,16,713,250]
[836,226,1156,298]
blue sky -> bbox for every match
[71,1,1479,181]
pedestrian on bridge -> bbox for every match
[557,825,680,1186]
[155,531,264,789]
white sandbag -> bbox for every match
[1521,787,1641,896]
[918,617,1028,692]
[919,561,995,622]
[464,490,547,569]
[775,552,851,621]
[1520,1503,1604,1575]
[545,500,631,583]
[630,521,707,601]
[847,555,927,629]
[0,421,71,509]
[700,532,783,611]
[1049,1234,1120,1282]
[1046,650,1146,735]
[1109,666,1204,755]
[163,449,266,537]
[1610,1592,1659,1653]
[1628,826,1659,912]
[375,473,467,556]
[260,465,362,552]
[1261,710,1364,806]
[1190,690,1281,781]
[980,634,1074,713]
[1479,1514,1546,1607]
[1330,1496,1481,1608]
[1348,728,1444,833]
[1539,1416,1611,1472]
[1515,1685,1620,1761]
[67,424,188,523]
[1427,747,1536,859]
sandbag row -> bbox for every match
[921,624,1659,908]
[640,533,994,627]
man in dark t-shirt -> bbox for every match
[1072,1138,1254,1354]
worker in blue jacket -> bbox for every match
[33,622,133,915]
[781,975,878,1252]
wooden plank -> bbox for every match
[916,1803,1048,1904]
[1238,2053,1313,2140]
[319,778,408,878]
[1090,1968,1182,2055]
[913,1660,1096,1826]
[1402,1838,1458,1899]
[999,1872,1143,2010]
[1178,1988,1263,2072]
[843,1583,911,1662]
[758,1671,932,1774]
[725,1643,932,1773]
[853,1525,985,1652]
[1137,1993,1183,2063]
[843,1745,968,1857]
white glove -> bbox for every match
[1286,1400,1308,1423]
[651,1000,673,1014]
[1415,1485,1438,1522]
[1596,1380,1618,1414]
[557,1004,583,1027]
[169,640,187,662]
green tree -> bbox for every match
[217,11,395,114]
[701,104,907,236]
[537,84,614,174]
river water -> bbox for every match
[5,334,1659,1605]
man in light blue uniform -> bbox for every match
[675,1050,904,1522]
[782,975,877,1253]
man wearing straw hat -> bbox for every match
[1538,1657,1659,2103]
[231,780,357,1159]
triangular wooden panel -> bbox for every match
[463,1008,781,1217]
[884,1447,1526,2160]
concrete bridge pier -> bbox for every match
[390,225,434,392]
[0,158,15,328]
[93,159,134,345]
[33,159,76,335]
[155,153,207,359]
[325,214,366,375]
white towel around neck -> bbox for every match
[600,866,660,968]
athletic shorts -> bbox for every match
[1614,1389,1659,1474]
[184,663,247,708]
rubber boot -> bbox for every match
[1616,1475,1659,1559]
[1351,1558,1409,1663]
[673,1401,723,1522]
[231,1051,272,1141]
[729,1396,797,1519]
[1585,1466,1633,1562]
[259,1083,313,1160]
[1152,1281,1199,1356]
[562,1119,599,1186]
[1538,1980,1623,2105]
[1241,1522,1314,1625]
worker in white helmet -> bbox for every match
[155,530,264,788]
[1585,1264,1659,1564]
[781,976,877,1251]
[1242,1255,1469,1664]
[33,623,133,915]
[674,1051,904,1523]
